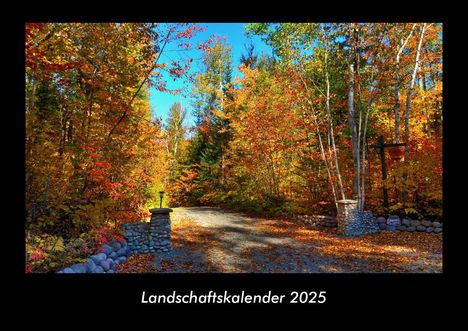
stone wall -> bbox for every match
[296,214,337,229]
[57,239,129,273]
[373,216,443,233]
[56,208,173,273]
[122,208,172,254]
[295,212,442,235]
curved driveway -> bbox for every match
[151,207,442,273]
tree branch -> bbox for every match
[106,31,171,139]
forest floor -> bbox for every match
[116,207,443,273]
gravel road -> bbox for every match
[151,207,442,273]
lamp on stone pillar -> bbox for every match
[148,207,173,253]
[159,191,165,208]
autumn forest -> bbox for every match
[25,23,442,273]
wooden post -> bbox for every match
[370,136,406,212]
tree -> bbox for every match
[183,36,233,204]
[240,42,259,69]
[165,101,188,163]
[25,23,201,234]
[247,23,347,209]
[392,23,416,143]
[404,23,431,159]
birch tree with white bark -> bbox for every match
[393,23,416,144]
[404,23,431,159]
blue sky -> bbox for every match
[149,23,273,127]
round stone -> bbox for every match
[402,219,411,226]
[92,266,104,273]
[433,221,442,228]
[379,223,386,230]
[411,220,421,227]
[116,247,127,256]
[421,220,433,227]
[62,268,75,273]
[101,244,113,255]
[434,228,442,233]
[116,256,127,263]
[109,259,116,270]
[397,225,407,231]
[110,241,122,250]
[90,253,107,264]
[70,263,88,273]
[426,227,434,233]
[386,225,397,231]
[407,226,416,232]
[416,225,426,232]
[387,216,401,226]
[86,258,97,271]
[100,259,111,271]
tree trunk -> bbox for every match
[404,24,427,159]
[296,69,338,207]
[394,67,401,143]
[348,54,359,201]
[401,24,428,203]
[324,44,345,201]
[394,24,416,143]
[360,67,376,211]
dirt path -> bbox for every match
[148,207,442,273]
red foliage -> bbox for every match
[95,224,123,246]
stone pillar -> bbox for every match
[336,200,379,236]
[336,199,359,236]
[149,208,172,253]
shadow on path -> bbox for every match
[152,207,442,273]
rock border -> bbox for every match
[57,239,129,273]
[56,209,173,273]
[295,214,442,234]
[374,215,443,233]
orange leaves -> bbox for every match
[167,169,200,206]
[198,123,209,133]
[95,161,112,169]
[115,254,156,273]
[332,98,347,109]
[88,168,105,176]
[25,23,201,269]
[103,181,124,200]
[253,217,442,272]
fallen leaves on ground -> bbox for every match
[116,216,223,273]
[253,218,442,272]
[115,214,442,273]
[115,254,156,273]
[171,216,219,249]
